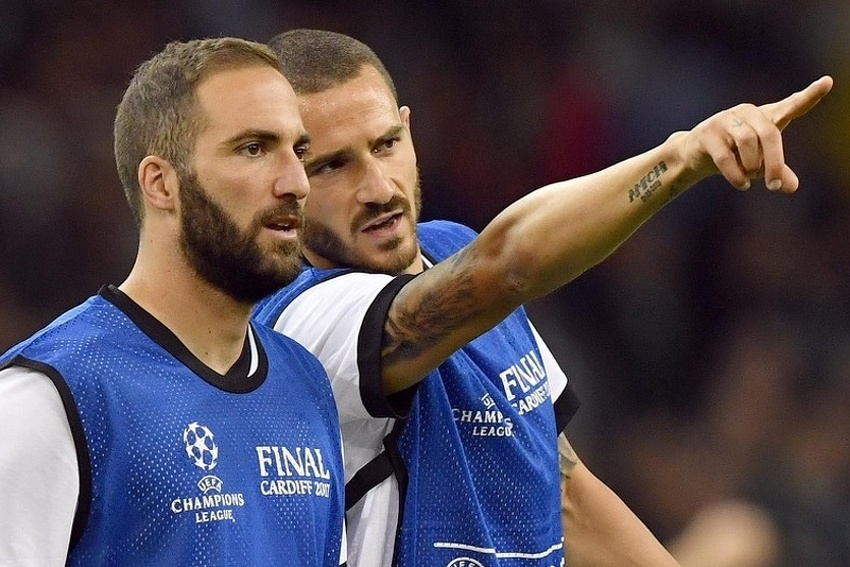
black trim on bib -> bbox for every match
[100,285,267,393]
[553,382,581,434]
[344,419,406,511]
[357,274,418,418]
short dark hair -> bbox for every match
[113,37,281,226]
[268,29,397,102]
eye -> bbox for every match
[294,143,309,163]
[309,158,345,177]
[374,137,399,154]
[241,142,264,157]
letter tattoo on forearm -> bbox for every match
[628,161,669,203]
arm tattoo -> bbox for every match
[558,434,579,480]
[628,161,669,204]
[667,179,686,202]
[382,244,485,365]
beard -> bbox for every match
[302,176,422,275]
[178,170,304,303]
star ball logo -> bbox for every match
[171,422,245,524]
[183,421,218,471]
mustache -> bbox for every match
[256,197,304,228]
[351,194,411,230]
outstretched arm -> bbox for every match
[559,435,679,567]
[381,76,833,394]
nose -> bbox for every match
[355,159,395,205]
[273,152,310,201]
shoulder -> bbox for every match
[417,220,479,262]
[256,266,354,321]
[418,219,478,241]
[1,294,110,365]
[255,267,397,330]
[251,322,325,371]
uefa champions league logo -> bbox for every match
[446,558,484,567]
[183,422,219,471]
[171,422,243,521]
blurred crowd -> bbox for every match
[1,2,849,564]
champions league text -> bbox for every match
[169,444,333,525]
[171,493,244,524]
[452,349,552,437]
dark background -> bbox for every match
[2,2,849,563]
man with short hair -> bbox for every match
[0,37,345,566]
[256,28,831,567]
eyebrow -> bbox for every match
[304,124,405,169]
[304,147,354,171]
[222,129,311,149]
[295,132,312,147]
[377,124,405,144]
[223,129,279,148]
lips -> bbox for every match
[262,205,303,233]
[266,217,299,231]
[361,211,402,233]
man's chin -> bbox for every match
[360,247,417,275]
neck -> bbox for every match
[404,253,425,275]
[120,248,251,375]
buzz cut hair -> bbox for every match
[268,29,398,102]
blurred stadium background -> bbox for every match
[1,2,849,564]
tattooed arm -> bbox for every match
[381,76,832,394]
[559,435,680,567]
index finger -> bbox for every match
[759,75,834,131]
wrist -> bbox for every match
[657,130,705,201]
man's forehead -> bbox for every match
[298,67,396,117]
[299,90,399,146]
[196,67,304,135]
[198,65,291,99]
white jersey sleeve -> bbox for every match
[0,366,78,566]
[529,322,568,400]
[269,272,405,486]
[269,271,396,422]
[528,321,581,434]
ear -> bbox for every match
[138,156,179,213]
[399,105,411,130]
